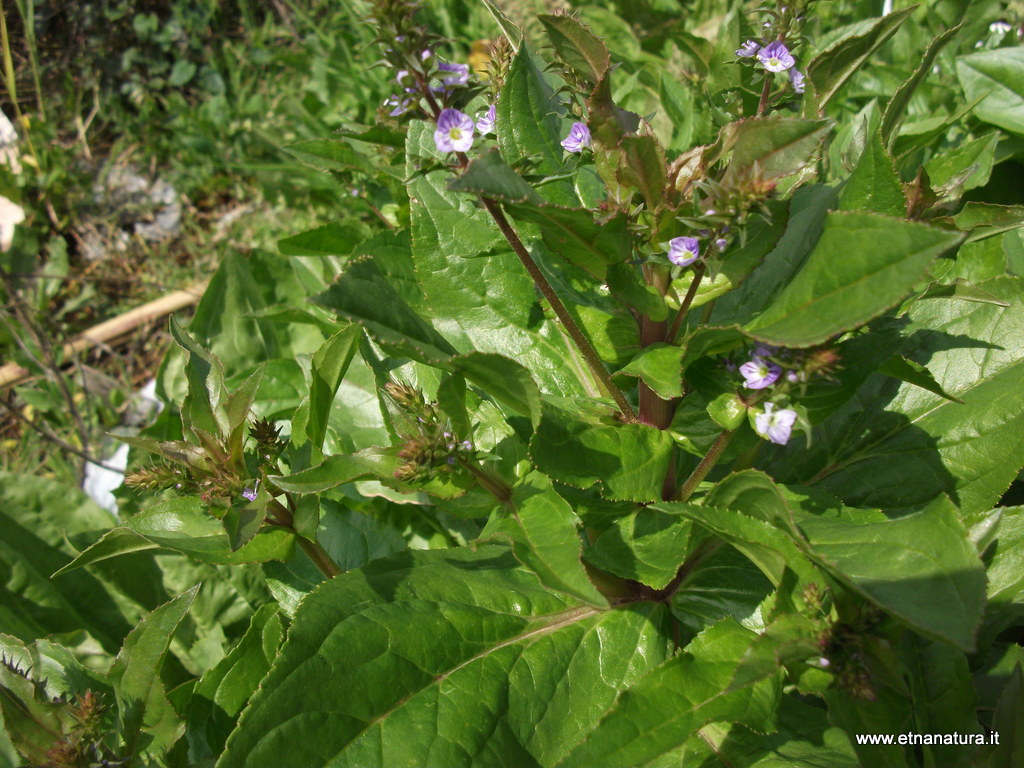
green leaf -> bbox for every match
[924,133,999,194]
[979,506,1024,645]
[877,354,963,403]
[54,499,295,572]
[770,277,1024,513]
[953,202,1024,243]
[407,124,592,398]
[315,500,406,572]
[745,212,963,347]
[671,544,774,637]
[718,117,833,186]
[538,14,610,88]
[270,449,395,494]
[985,663,1024,768]
[956,48,1024,136]
[111,586,198,758]
[617,134,667,211]
[653,501,817,587]
[481,0,522,49]
[711,184,836,327]
[219,547,671,767]
[558,618,779,768]
[169,315,230,443]
[806,8,915,111]
[496,44,576,206]
[277,222,365,257]
[586,506,694,590]
[727,612,823,692]
[616,343,683,400]
[290,324,363,466]
[838,129,905,216]
[185,604,284,762]
[314,257,458,365]
[451,352,542,428]
[481,472,607,606]
[285,138,363,171]
[530,399,675,502]
[797,496,985,651]
[880,21,962,147]
[448,148,541,203]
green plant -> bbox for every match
[4,0,1024,765]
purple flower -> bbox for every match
[736,40,761,58]
[561,122,591,153]
[714,237,728,252]
[434,108,475,153]
[421,48,432,60]
[476,104,496,135]
[435,60,469,90]
[758,41,796,72]
[790,68,805,93]
[667,236,701,267]
[754,403,798,445]
[752,342,778,359]
[242,485,259,502]
[740,357,782,389]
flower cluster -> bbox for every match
[735,39,804,93]
[733,342,841,445]
[384,382,477,483]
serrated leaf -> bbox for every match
[277,222,365,257]
[480,0,522,49]
[530,399,675,502]
[880,21,962,147]
[290,324,363,466]
[806,8,915,112]
[496,44,576,206]
[451,352,542,428]
[838,129,905,216]
[314,257,458,364]
[169,315,230,443]
[481,472,607,606]
[617,134,667,211]
[406,123,592,398]
[924,133,998,194]
[538,14,610,87]
[186,604,284,762]
[652,501,817,587]
[719,117,832,186]
[558,618,779,768]
[877,354,962,403]
[956,48,1024,136]
[769,277,1024,514]
[745,212,963,347]
[797,496,985,651]
[53,499,295,573]
[218,547,671,767]
[111,586,198,757]
[586,506,694,590]
[616,343,683,400]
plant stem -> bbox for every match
[268,499,341,578]
[460,458,512,504]
[668,263,706,344]
[757,77,772,117]
[674,429,735,501]
[480,197,639,423]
